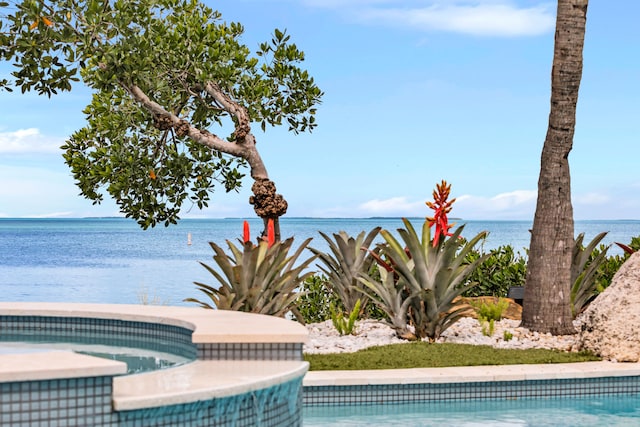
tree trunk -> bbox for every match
[521,0,588,335]
[249,179,288,241]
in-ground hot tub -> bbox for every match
[0,303,309,426]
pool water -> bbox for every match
[303,394,640,426]
[0,342,191,374]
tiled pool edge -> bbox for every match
[0,303,309,426]
[303,362,640,406]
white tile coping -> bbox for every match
[0,302,309,344]
[303,361,640,387]
[113,360,309,411]
[0,350,127,382]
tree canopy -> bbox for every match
[1,0,322,229]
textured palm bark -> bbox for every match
[521,0,588,335]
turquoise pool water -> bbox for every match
[0,342,191,374]
[303,394,640,426]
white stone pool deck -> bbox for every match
[303,361,640,387]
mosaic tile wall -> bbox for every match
[198,342,303,361]
[118,377,303,427]
[0,315,306,426]
[303,375,640,407]
[0,376,117,427]
[0,376,304,427]
[0,315,197,360]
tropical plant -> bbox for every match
[309,228,381,315]
[570,232,609,317]
[463,245,528,298]
[330,299,361,336]
[471,298,510,322]
[360,181,489,341]
[587,235,640,300]
[359,262,416,340]
[185,221,316,321]
[1,0,322,235]
[295,275,340,324]
[471,298,509,337]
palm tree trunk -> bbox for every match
[521,0,588,335]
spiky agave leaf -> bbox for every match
[357,267,416,338]
[379,218,488,340]
[309,227,381,313]
[571,232,609,317]
[186,236,316,319]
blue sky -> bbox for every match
[1,0,638,220]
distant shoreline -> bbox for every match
[1,217,639,222]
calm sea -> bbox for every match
[0,218,638,306]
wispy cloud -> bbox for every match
[456,190,537,219]
[358,196,425,216]
[302,0,555,37]
[0,128,64,154]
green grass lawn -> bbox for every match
[304,342,599,371]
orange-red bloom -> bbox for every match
[243,221,250,243]
[426,180,456,247]
[266,219,275,247]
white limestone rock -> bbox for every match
[577,251,640,362]
[304,316,578,355]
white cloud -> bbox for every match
[303,0,555,37]
[456,190,537,219]
[0,128,64,154]
[358,196,425,216]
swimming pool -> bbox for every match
[303,393,640,426]
[0,342,191,374]
[303,362,640,426]
[0,303,309,426]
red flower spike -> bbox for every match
[243,221,250,243]
[426,180,456,247]
[267,219,275,248]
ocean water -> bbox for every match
[0,217,638,306]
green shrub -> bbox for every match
[594,250,626,290]
[295,274,388,325]
[296,275,341,324]
[463,245,527,298]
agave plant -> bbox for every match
[571,231,609,317]
[358,260,417,340]
[309,227,381,315]
[369,218,489,341]
[185,221,316,322]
